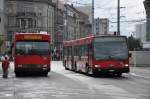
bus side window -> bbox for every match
[87,44,92,54]
[85,45,88,56]
[76,46,80,59]
[79,46,82,60]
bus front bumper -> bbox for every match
[93,67,130,74]
[15,67,50,73]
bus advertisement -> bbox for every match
[13,33,51,76]
[63,35,130,76]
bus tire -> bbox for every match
[15,72,21,77]
[43,72,48,76]
[85,66,89,75]
[117,73,122,77]
[74,62,78,72]
[87,67,95,76]
[65,66,69,70]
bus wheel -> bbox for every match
[74,63,78,72]
[74,65,78,72]
[15,72,22,77]
[87,67,95,76]
[65,66,69,70]
[85,66,89,75]
[43,72,48,76]
[117,73,122,77]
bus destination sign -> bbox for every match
[24,35,42,40]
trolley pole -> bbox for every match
[92,0,95,35]
[117,0,120,35]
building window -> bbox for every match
[21,19,26,29]
[28,18,34,28]
[16,18,36,28]
[8,17,15,26]
[7,31,13,41]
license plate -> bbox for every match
[109,70,115,72]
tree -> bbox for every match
[127,35,142,51]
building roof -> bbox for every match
[7,0,54,5]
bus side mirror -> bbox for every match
[129,53,132,57]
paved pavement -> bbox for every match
[0,62,2,74]
[130,67,150,80]
[0,61,150,99]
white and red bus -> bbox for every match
[63,35,130,76]
[13,33,51,76]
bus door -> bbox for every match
[87,43,93,67]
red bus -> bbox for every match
[63,35,130,76]
[13,33,51,76]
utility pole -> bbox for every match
[92,0,95,35]
[117,0,120,35]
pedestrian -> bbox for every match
[1,53,10,78]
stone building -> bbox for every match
[53,8,64,59]
[0,0,5,40]
[4,0,55,41]
[64,4,91,41]
[77,11,91,38]
[94,18,109,35]
[144,0,150,41]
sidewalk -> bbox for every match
[0,62,2,74]
[130,66,150,79]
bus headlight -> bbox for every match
[124,64,129,67]
[94,65,100,68]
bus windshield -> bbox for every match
[94,37,128,60]
[15,41,50,55]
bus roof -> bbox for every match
[63,35,127,46]
[15,33,50,36]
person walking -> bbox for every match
[1,54,10,78]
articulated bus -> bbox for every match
[63,35,130,76]
[13,33,51,76]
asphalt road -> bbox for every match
[0,61,150,99]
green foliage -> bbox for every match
[127,35,142,51]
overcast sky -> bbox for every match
[66,0,146,36]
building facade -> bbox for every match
[0,0,6,53]
[53,7,64,59]
[0,0,5,39]
[64,4,77,40]
[5,0,55,42]
[94,18,109,35]
[76,6,92,23]
[135,23,146,43]
[64,4,91,41]
[144,0,150,41]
